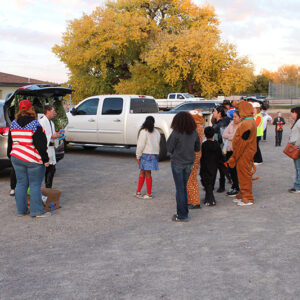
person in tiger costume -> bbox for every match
[187,109,204,209]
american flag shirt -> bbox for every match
[10,120,43,164]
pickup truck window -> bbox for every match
[130,98,158,113]
[102,98,123,115]
[76,98,99,115]
[169,94,175,99]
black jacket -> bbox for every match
[200,140,223,185]
[212,117,230,144]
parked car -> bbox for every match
[155,93,205,110]
[0,100,11,170]
[241,96,270,110]
[0,85,72,171]
[64,95,175,160]
[162,100,223,126]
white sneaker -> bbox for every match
[232,198,240,203]
[143,194,153,200]
[237,201,253,206]
[254,162,262,166]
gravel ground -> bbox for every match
[0,127,299,300]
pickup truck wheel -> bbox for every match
[64,140,70,153]
[158,134,168,161]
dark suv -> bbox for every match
[0,84,72,171]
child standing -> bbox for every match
[200,126,224,206]
[135,116,160,199]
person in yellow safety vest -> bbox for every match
[251,102,263,165]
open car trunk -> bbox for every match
[4,84,73,130]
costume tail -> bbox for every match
[251,163,259,181]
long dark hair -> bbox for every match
[171,112,196,135]
[291,107,300,128]
[141,116,155,133]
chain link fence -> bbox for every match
[268,81,300,100]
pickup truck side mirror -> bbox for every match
[70,108,77,116]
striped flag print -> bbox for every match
[10,120,43,164]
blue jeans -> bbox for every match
[11,156,46,216]
[293,157,300,190]
[171,162,193,219]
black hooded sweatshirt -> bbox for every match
[7,116,49,163]
[200,139,223,186]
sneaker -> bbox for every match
[237,201,253,206]
[205,202,216,206]
[34,212,52,218]
[288,188,300,194]
[143,194,153,199]
[254,162,263,166]
[189,204,201,209]
[135,192,144,199]
[226,189,239,197]
[172,214,189,222]
[10,189,15,196]
[232,198,240,203]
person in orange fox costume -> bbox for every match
[227,101,258,206]
[187,109,204,209]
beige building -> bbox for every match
[0,72,52,99]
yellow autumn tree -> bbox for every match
[263,65,300,85]
[53,0,253,100]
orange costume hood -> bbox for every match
[233,100,253,119]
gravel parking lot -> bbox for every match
[0,127,299,300]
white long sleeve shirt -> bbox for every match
[136,129,160,159]
[39,115,57,165]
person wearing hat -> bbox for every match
[252,102,264,165]
[7,100,50,218]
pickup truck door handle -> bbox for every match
[113,119,121,122]
[88,119,95,122]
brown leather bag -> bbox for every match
[283,143,300,160]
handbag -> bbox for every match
[283,143,300,160]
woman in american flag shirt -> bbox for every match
[7,100,50,218]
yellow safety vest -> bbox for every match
[255,113,264,137]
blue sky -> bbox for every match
[0,0,299,83]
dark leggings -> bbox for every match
[254,136,263,163]
[225,151,239,190]
[10,167,17,190]
[45,164,56,188]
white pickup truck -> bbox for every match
[156,93,205,110]
[64,95,175,160]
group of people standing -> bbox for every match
[7,100,61,218]
[135,101,300,222]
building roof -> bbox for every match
[0,72,52,86]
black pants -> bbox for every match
[45,164,56,188]
[10,167,17,190]
[263,128,267,140]
[254,136,263,163]
[275,131,283,146]
[225,151,239,190]
[204,183,216,205]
